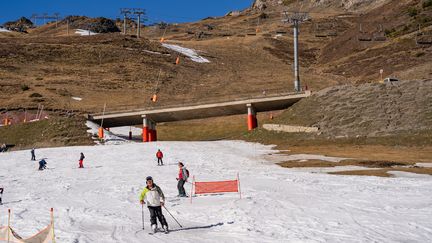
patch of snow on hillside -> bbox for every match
[415,163,432,168]
[75,29,97,36]
[388,171,432,178]
[86,121,128,145]
[270,153,348,163]
[162,43,210,63]
[0,27,11,32]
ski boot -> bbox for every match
[162,225,169,234]
[151,224,157,233]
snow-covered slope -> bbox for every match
[0,141,431,242]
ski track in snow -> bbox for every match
[0,141,431,242]
[162,43,210,63]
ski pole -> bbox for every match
[141,204,145,230]
[162,205,182,228]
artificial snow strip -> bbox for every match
[0,27,11,32]
[86,121,128,145]
[75,29,98,36]
[162,43,210,63]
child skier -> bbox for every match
[31,148,36,161]
[38,159,47,170]
[79,152,85,168]
[156,149,163,166]
[177,162,189,197]
[139,176,169,233]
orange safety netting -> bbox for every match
[194,180,239,194]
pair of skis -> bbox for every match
[148,227,169,235]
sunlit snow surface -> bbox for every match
[0,141,431,242]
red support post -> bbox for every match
[148,121,154,142]
[247,104,257,131]
[147,120,158,142]
[142,115,149,142]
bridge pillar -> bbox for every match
[247,104,258,131]
[147,119,158,142]
[142,115,149,142]
[153,122,158,141]
[148,120,154,142]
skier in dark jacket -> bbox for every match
[79,152,85,168]
[31,148,36,161]
[0,188,3,205]
[139,176,169,233]
[38,159,47,170]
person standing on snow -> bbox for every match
[79,152,85,168]
[0,188,3,205]
[139,176,169,233]
[31,148,36,161]
[177,162,189,197]
[156,149,164,166]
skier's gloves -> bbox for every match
[160,201,164,207]
[140,200,145,205]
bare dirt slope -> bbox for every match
[271,79,432,137]
[0,0,430,115]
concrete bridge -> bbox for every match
[88,91,311,142]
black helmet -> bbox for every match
[146,176,153,181]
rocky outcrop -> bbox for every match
[252,0,390,12]
[3,17,33,32]
[252,0,282,11]
[62,16,120,33]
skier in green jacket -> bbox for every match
[139,176,169,233]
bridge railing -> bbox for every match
[90,90,307,117]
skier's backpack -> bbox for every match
[185,168,190,178]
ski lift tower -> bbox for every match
[282,11,309,92]
[133,8,145,38]
[120,8,132,35]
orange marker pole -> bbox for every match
[98,127,104,139]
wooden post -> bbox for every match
[237,173,242,199]
[190,176,195,204]
[51,208,56,243]
[8,209,11,242]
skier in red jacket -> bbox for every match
[156,149,163,166]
